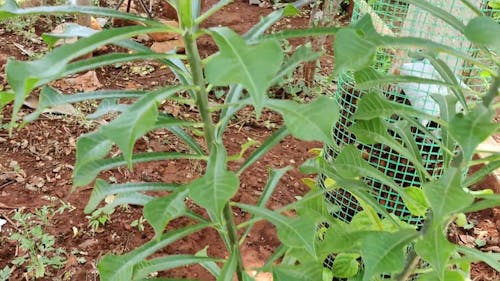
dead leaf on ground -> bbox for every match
[150,39,185,54]
[52,70,103,92]
[148,20,180,42]
[24,95,78,116]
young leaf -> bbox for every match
[465,16,500,52]
[235,203,317,257]
[188,143,239,222]
[415,223,456,280]
[100,87,180,168]
[266,97,339,147]
[422,167,474,219]
[144,189,189,238]
[334,27,376,73]
[361,229,418,281]
[205,27,283,114]
[400,187,429,217]
[330,253,360,278]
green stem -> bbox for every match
[482,68,500,108]
[183,31,215,150]
[223,204,245,281]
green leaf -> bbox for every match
[26,87,144,123]
[237,126,289,175]
[457,246,500,272]
[42,23,97,47]
[400,187,429,217]
[100,88,172,168]
[271,45,321,85]
[465,159,500,187]
[415,223,455,280]
[240,167,292,243]
[64,52,178,78]
[361,229,418,281]
[0,91,14,107]
[350,118,431,180]
[74,131,113,185]
[330,253,360,278]
[333,146,421,211]
[74,151,205,187]
[98,223,208,281]
[85,179,178,213]
[154,114,205,155]
[144,189,189,238]
[353,92,441,124]
[463,194,500,213]
[188,143,239,222]
[321,220,367,254]
[6,25,168,128]
[449,105,497,161]
[0,1,163,25]
[235,203,317,257]
[423,167,474,219]
[266,97,338,147]
[273,263,323,281]
[206,27,283,114]
[353,67,454,90]
[465,16,500,52]
[217,249,237,281]
[133,255,220,280]
[405,0,466,33]
[334,27,376,73]
[195,247,221,278]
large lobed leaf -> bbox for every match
[361,229,419,281]
[205,27,283,114]
[266,96,339,147]
[188,143,239,222]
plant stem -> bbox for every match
[223,204,245,281]
[482,68,500,108]
[395,250,420,281]
[183,32,215,150]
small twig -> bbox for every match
[0,180,14,190]
[0,212,18,230]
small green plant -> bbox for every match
[87,209,112,231]
[0,266,11,281]
[9,208,66,279]
[130,216,146,232]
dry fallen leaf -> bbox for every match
[148,20,180,42]
[150,39,185,54]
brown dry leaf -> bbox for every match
[53,70,103,92]
[24,95,77,116]
[150,39,185,54]
[64,254,79,269]
[148,20,179,42]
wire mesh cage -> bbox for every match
[321,0,498,279]
[321,0,499,226]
